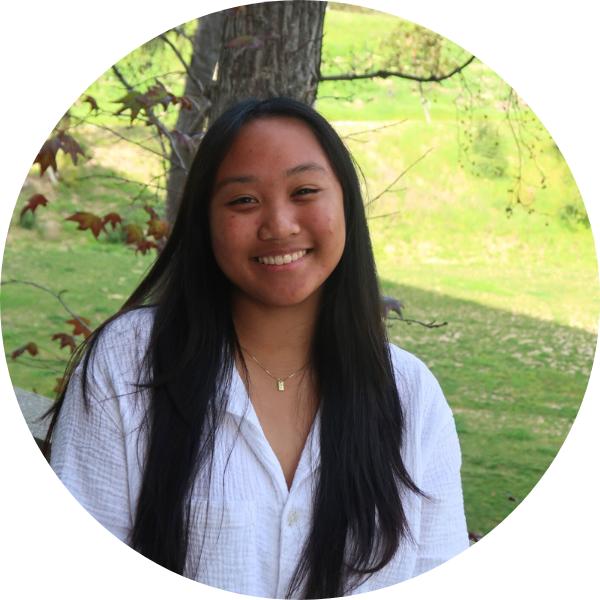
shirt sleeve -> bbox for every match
[50,341,134,544]
[411,369,469,577]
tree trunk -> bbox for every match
[166,1,327,222]
[166,12,225,223]
[207,1,327,124]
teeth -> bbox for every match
[256,250,307,265]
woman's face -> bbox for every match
[209,116,346,310]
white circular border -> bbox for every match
[0,1,598,598]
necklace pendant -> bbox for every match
[277,379,285,392]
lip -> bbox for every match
[252,247,311,259]
[252,248,312,269]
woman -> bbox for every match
[47,97,468,598]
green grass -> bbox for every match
[2,4,598,542]
[382,280,594,533]
[318,5,509,121]
[1,238,154,395]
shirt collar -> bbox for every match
[226,365,253,419]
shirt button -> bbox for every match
[287,510,299,526]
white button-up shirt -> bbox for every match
[51,309,469,597]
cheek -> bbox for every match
[211,214,249,251]
[328,214,344,235]
[320,206,346,245]
[308,201,344,234]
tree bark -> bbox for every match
[166,12,225,223]
[166,1,327,222]
[207,1,327,124]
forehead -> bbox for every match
[216,116,333,175]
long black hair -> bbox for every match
[46,97,422,598]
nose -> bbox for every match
[257,200,300,241]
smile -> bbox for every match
[255,250,308,265]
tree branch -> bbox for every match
[366,205,406,221]
[386,315,448,328]
[74,172,166,192]
[171,25,196,45]
[1,280,91,331]
[341,119,407,142]
[7,356,67,374]
[159,33,205,94]
[130,173,168,204]
[365,147,433,208]
[320,55,476,83]
[104,70,186,93]
[85,121,167,160]
[111,65,188,173]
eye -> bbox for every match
[227,196,257,206]
[293,187,319,198]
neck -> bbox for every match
[232,292,320,370]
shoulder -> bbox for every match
[91,306,155,356]
[82,306,156,387]
[387,344,463,484]
[387,343,442,399]
[387,343,454,433]
[95,306,156,347]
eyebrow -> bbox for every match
[285,161,327,176]
[213,162,327,193]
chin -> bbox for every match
[260,294,316,309]
[241,286,323,310]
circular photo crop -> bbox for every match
[2,1,598,598]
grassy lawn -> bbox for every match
[2,4,598,540]
[383,281,593,534]
[338,115,597,534]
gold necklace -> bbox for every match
[241,346,307,392]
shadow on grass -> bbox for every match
[380,277,597,537]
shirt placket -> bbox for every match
[274,415,320,598]
[227,370,321,597]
